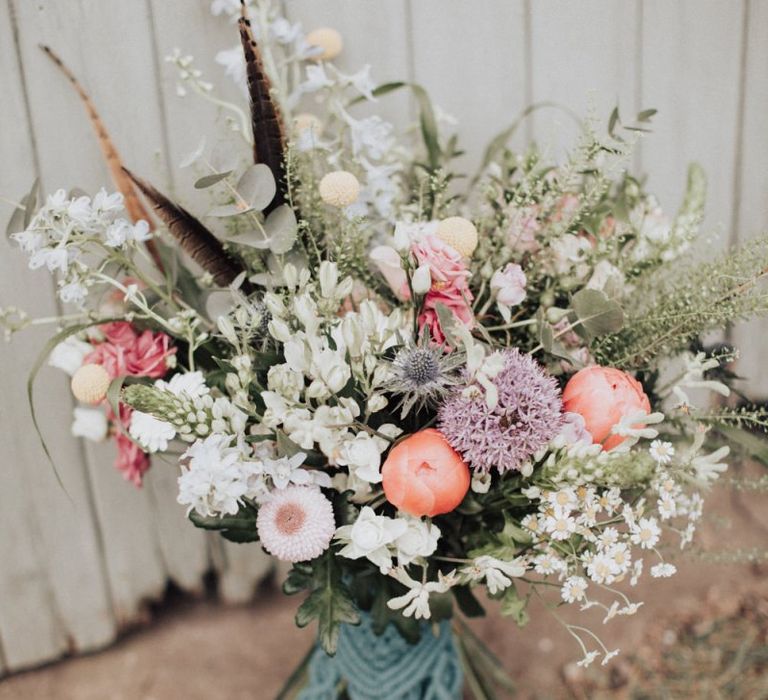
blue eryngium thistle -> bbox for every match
[388,341,463,418]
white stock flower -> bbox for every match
[177,434,249,517]
[335,432,384,483]
[386,568,456,620]
[335,506,407,573]
[462,555,526,595]
[394,516,440,566]
[130,411,176,452]
[49,335,93,375]
[71,407,108,442]
[691,445,729,482]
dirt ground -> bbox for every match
[1,474,767,700]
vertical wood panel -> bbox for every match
[640,0,743,237]
[529,0,640,158]
[409,0,528,177]
[733,0,768,396]
[0,0,117,671]
[12,0,178,626]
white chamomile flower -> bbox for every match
[561,576,588,604]
[650,562,677,578]
[547,487,578,511]
[544,509,577,540]
[597,527,620,549]
[649,439,675,465]
[631,517,661,549]
[576,651,599,668]
[657,494,677,520]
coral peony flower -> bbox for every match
[257,486,336,562]
[562,366,651,451]
[382,428,470,517]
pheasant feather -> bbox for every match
[40,45,165,272]
[238,1,287,214]
[123,168,250,291]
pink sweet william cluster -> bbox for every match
[413,234,474,344]
[84,322,175,485]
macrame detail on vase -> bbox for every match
[297,613,464,700]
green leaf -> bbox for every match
[189,507,258,543]
[499,583,529,627]
[434,302,461,348]
[237,164,277,211]
[608,106,621,139]
[636,108,657,122]
[263,204,298,254]
[716,424,768,466]
[282,563,314,595]
[276,430,304,458]
[571,288,624,337]
[194,171,232,189]
[6,178,39,238]
[294,551,360,655]
[207,203,253,218]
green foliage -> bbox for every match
[189,504,259,543]
[593,237,768,369]
[290,550,360,655]
[570,288,624,338]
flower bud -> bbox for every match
[341,316,364,358]
[318,261,339,299]
[268,318,292,343]
[411,264,432,295]
[283,263,298,290]
[217,315,238,345]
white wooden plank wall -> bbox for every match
[0,0,765,673]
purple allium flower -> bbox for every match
[438,349,563,473]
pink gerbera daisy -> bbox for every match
[256,486,335,562]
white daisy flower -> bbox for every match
[650,562,677,578]
[649,439,675,465]
[561,576,588,604]
[631,517,661,549]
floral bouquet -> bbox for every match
[5,0,768,696]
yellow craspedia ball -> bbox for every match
[306,27,343,61]
[293,113,322,135]
[436,216,479,257]
[319,171,360,208]
[71,363,111,405]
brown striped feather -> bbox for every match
[238,1,287,214]
[123,168,251,291]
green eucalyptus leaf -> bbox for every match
[264,204,298,254]
[571,288,624,337]
[207,203,253,218]
[194,171,233,189]
[238,163,277,211]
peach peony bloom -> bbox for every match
[562,366,650,451]
[382,428,470,517]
